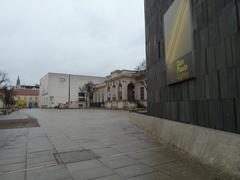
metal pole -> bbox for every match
[68,74,70,104]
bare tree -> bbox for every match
[80,81,95,107]
[135,59,147,90]
[3,87,15,109]
[0,71,9,86]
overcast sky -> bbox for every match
[0,0,145,85]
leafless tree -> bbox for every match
[3,87,15,108]
[135,59,147,90]
[0,71,9,86]
[80,81,95,107]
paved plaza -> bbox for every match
[0,109,234,180]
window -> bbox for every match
[112,85,116,101]
[118,83,122,100]
[96,93,99,102]
[78,97,85,102]
[140,87,145,100]
[78,92,85,97]
[78,92,85,102]
[60,78,65,82]
[107,86,111,101]
[49,96,54,104]
[101,92,104,102]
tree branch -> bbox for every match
[0,72,9,85]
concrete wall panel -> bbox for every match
[129,112,240,178]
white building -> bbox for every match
[39,73,105,108]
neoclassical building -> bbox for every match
[93,70,147,109]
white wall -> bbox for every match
[48,73,69,107]
[69,75,105,102]
[39,73,49,107]
[39,73,105,108]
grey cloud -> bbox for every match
[0,0,145,85]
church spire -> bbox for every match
[16,75,20,87]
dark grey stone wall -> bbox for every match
[145,0,240,133]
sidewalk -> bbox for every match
[0,111,30,120]
[0,109,236,180]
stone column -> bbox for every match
[122,82,128,101]
[116,84,119,101]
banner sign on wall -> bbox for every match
[164,0,195,85]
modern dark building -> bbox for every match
[145,0,240,134]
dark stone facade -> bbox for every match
[145,0,240,133]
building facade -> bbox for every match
[93,83,106,107]
[145,0,240,133]
[0,89,4,109]
[93,70,147,109]
[39,73,105,108]
[14,88,39,108]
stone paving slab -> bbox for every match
[92,147,121,158]
[66,160,103,171]
[95,175,124,180]
[114,164,156,178]
[127,172,174,180]
[0,171,25,180]
[27,150,57,168]
[0,111,39,129]
[99,155,139,169]
[0,162,25,174]
[0,109,237,180]
[26,165,73,180]
[69,166,114,180]
[54,149,100,164]
[0,156,26,167]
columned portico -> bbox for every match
[121,81,128,101]
[93,70,147,109]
